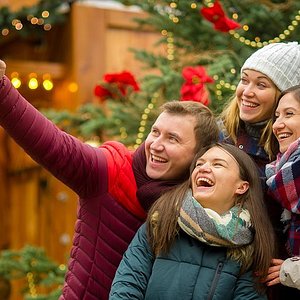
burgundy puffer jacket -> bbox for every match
[0,76,146,299]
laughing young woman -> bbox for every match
[264,85,300,297]
[218,43,300,300]
[219,42,300,174]
[110,143,275,300]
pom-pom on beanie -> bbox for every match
[241,42,300,92]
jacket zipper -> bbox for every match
[207,262,224,300]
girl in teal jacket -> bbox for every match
[110,143,275,299]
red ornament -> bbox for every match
[94,85,111,100]
[104,71,140,95]
[94,71,140,102]
[180,66,213,105]
[200,0,241,32]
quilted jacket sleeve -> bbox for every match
[101,141,146,219]
[109,223,154,299]
[0,75,105,198]
[280,257,300,290]
[233,271,267,300]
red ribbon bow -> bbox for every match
[201,0,241,32]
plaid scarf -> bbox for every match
[178,189,253,247]
[265,138,300,256]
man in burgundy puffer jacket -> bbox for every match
[0,61,219,299]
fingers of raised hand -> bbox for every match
[0,60,6,77]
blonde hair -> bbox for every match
[219,93,280,160]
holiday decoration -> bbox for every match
[180,66,214,105]
[0,0,70,39]
[0,245,65,299]
[41,0,300,147]
[94,70,140,102]
[200,0,241,32]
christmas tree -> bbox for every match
[111,0,300,114]
[47,0,300,149]
[0,245,65,299]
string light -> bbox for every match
[204,0,214,7]
[214,78,237,101]
[26,272,37,297]
[161,29,175,61]
[42,10,50,18]
[1,9,53,36]
[170,2,177,9]
[230,10,300,47]
[43,79,53,90]
[119,127,128,139]
[28,73,39,89]
[11,72,21,89]
[42,73,53,91]
[8,71,59,90]
[134,93,159,149]
[43,23,52,31]
[1,28,9,36]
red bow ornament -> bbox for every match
[180,66,214,106]
[94,71,140,102]
[200,0,241,32]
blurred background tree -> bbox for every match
[45,0,300,149]
[0,245,65,300]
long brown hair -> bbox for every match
[147,143,275,280]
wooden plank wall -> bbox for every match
[71,2,163,104]
[0,2,162,299]
[0,0,39,11]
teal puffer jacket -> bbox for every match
[110,224,267,300]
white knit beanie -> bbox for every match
[241,42,300,92]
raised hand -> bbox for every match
[0,60,6,77]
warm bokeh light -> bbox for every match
[28,77,38,89]
[12,77,21,88]
[68,82,78,93]
[43,79,53,91]
[11,72,21,88]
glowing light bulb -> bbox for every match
[43,79,53,90]
[28,77,38,89]
[12,77,21,88]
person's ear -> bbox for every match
[235,181,249,195]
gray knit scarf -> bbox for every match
[178,189,254,247]
[244,120,268,139]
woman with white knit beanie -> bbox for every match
[219,42,300,171]
[218,41,300,300]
